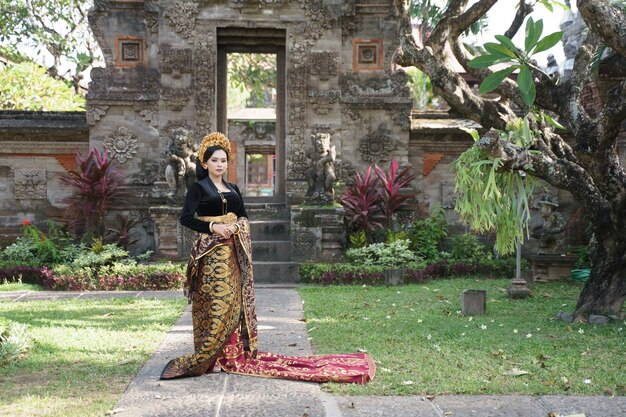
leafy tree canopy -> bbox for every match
[0,0,98,93]
[0,60,85,111]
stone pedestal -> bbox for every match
[149,206,193,260]
[461,289,486,315]
[290,206,345,262]
[529,254,577,282]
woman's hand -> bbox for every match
[212,223,236,239]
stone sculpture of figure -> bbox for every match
[164,127,198,199]
[305,132,336,204]
[531,194,567,254]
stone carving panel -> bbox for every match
[352,39,383,71]
[104,126,138,163]
[341,70,411,100]
[164,1,198,39]
[160,49,192,78]
[162,87,192,111]
[387,106,411,131]
[292,227,319,259]
[297,0,333,45]
[86,105,109,126]
[145,12,158,33]
[115,36,145,67]
[138,106,159,128]
[308,89,340,115]
[14,169,47,200]
[194,47,215,133]
[309,51,339,81]
[341,0,357,37]
[358,123,395,163]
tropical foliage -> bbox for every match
[0,61,85,110]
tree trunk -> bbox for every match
[574,230,626,320]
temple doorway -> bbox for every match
[216,28,286,199]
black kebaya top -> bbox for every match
[179,181,248,233]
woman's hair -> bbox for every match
[196,145,228,180]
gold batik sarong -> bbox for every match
[160,213,246,379]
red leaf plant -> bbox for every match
[61,148,123,239]
[373,160,417,227]
[339,166,386,235]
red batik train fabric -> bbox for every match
[217,330,376,384]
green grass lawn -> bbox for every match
[0,282,44,292]
[0,297,187,417]
[299,278,625,396]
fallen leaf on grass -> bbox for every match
[357,348,368,353]
[400,380,414,385]
[501,368,530,376]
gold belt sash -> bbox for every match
[198,212,238,224]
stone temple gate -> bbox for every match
[82,0,416,279]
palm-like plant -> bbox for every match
[373,160,417,228]
[61,148,123,240]
[339,166,385,235]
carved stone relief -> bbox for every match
[14,169,46,200]
[145,12,158,33]
[138,107,159,128]
[164,1,198,39]
[341,70,411,100]
[86,105,109,126]
[131,161,161,185]
[194,47,215,133]
[309,51,339,81]
[336,159,357,185]
[162,88,192,111]
[358,123,395,163]
[297,0,333,45]
[88,12,114,68]
[292,227,318,257]
[341,0,357,37]
[160,49,192,78]
[308,89,340,115]
[104,126,138,163]
[87,67,109,97]
[387,106,411,131]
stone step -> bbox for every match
[253,261,300,283]
[252,240,292,261]
[250,219,290,240]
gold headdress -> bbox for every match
[198,132,231,161]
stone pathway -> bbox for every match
[4,287,625,417]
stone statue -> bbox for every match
[305,132,336,204]
[531,194,567,254]
[164,127,198,199]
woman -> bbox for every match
[161,132,375,384]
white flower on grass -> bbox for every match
[461,332,466,336]
[392,303,396,307]
[481,324,487,330]
[536,328,541,331]
[513,329,518,333]
[426,334,432,340]
[417,319,423,323]
[499,324,504,327]
[618,328,623,331]
[578,328,585,334]
[526,333,532,338]
[386,315,391,319]
[465,325,469,328]
[468,317,473,322]
[362,317,369,320]
[583,379,592,384]
[490,319,495,323]
[362,284,367,287]
[433,344,441,351]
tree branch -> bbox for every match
[504,0,532,39]
[578,0,626,57]
[425,0,467,54]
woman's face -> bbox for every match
[205,149,228,178]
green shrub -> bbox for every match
[405,207,448,262]
[0,319,31,367]
[450,233,490,262]
[345,239,417,268]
